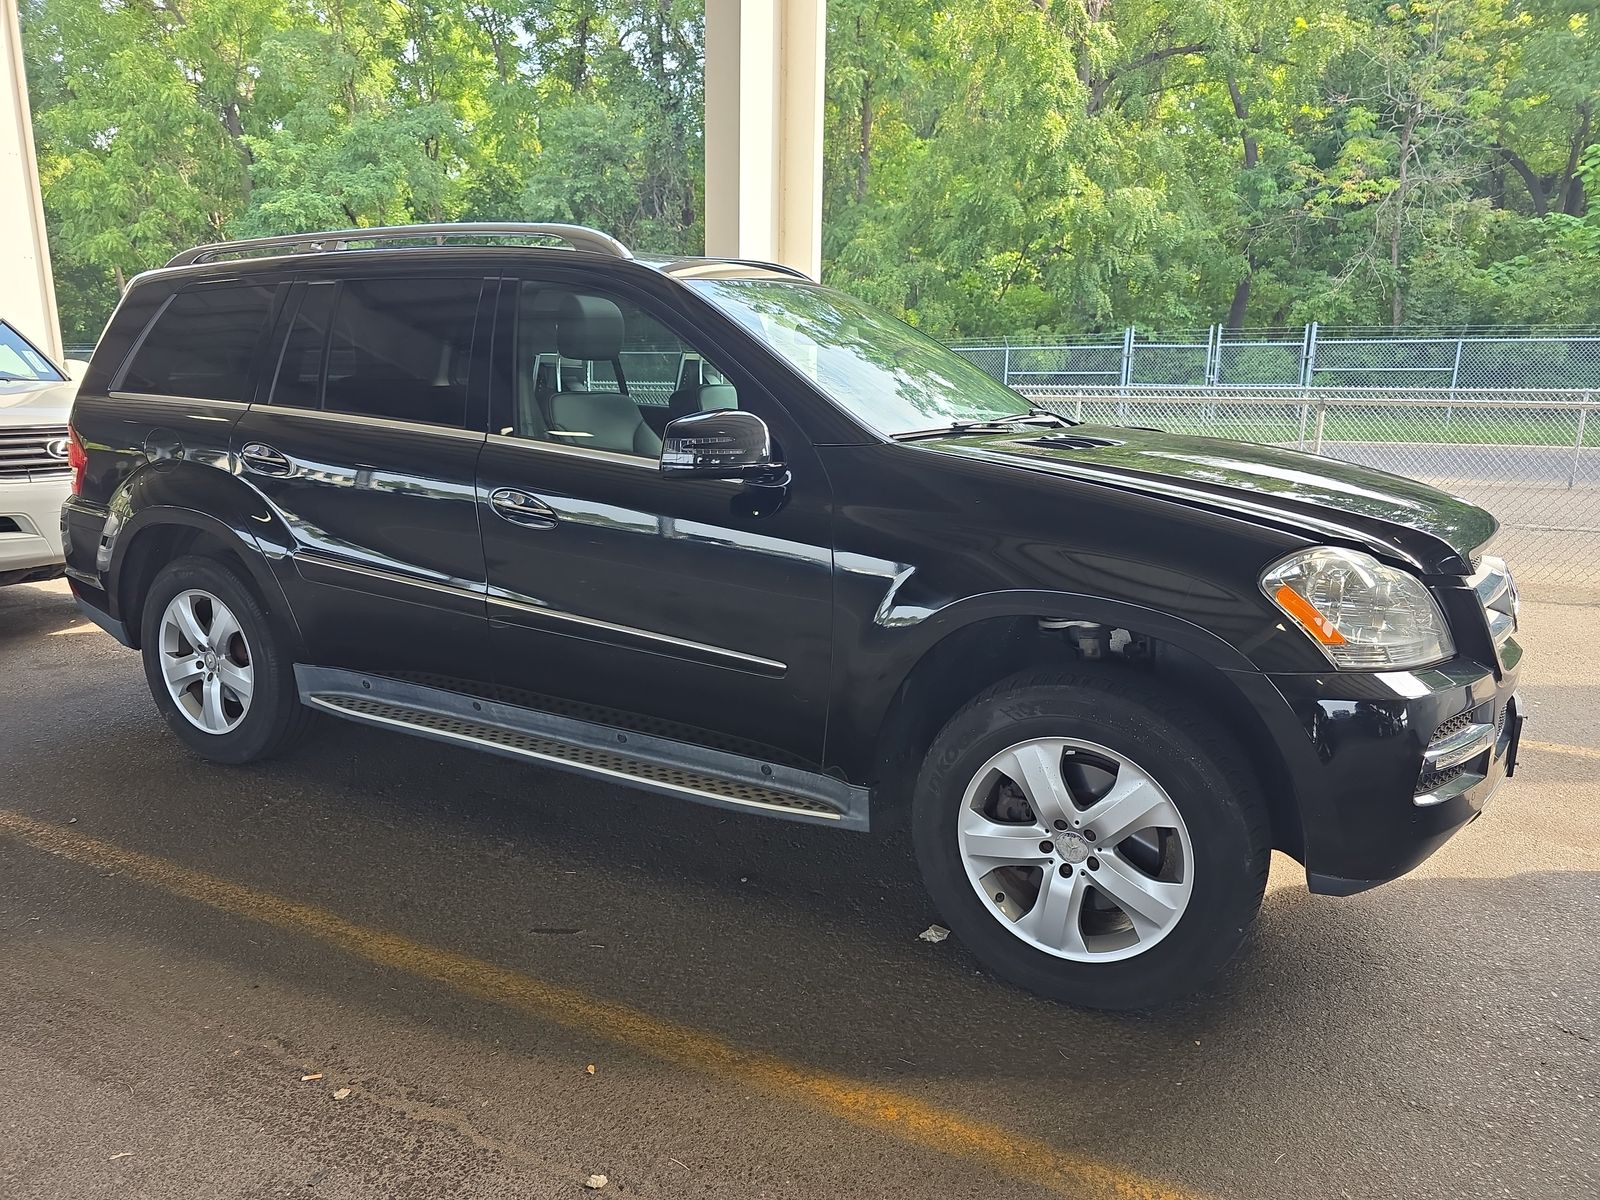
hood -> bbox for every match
[0,377,78,425]
[921,424,1496,576]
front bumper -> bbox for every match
[0,476,69,577]
[1230,646,1523,896]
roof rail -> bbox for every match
[164,222,633,268]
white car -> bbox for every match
[0,319,77,587]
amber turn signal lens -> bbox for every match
[1273,584,1347,645]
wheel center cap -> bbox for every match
[1053,830,1091,864]
[204,650,219,672]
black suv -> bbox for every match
[63,223,1524,1008]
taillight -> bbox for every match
[67,424,88,495]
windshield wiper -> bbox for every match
[891,409,1075,441]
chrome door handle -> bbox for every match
[489,487,558,528]
[239,442,293,477]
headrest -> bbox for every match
[522,290,566,354]
[556,294,624,361]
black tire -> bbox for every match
[139,554,313,764]
[912,667,1270,1009]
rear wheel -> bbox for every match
[140,555,311,763]
[912,668,1269,1009]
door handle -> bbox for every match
[239,442,293,477]
[490,487,559,528]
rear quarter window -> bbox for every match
[119,281,279,402]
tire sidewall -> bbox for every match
[140,556,295,764]
[913,678,1265,1009]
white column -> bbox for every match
[704,0,825,280]
[1,0,61,361]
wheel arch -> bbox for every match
[110,507,301,654]
[857,592,1304,858]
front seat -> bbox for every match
[545,295,662,457]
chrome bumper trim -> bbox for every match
[1422,722,1496,771]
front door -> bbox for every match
[475,277,834,768]
[232,273,495,685]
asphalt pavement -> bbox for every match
[1,579,1596,1200]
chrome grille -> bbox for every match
[1416,701,1496,804]
[1469,555,1518,658]
[1416,762,1468,794]
[0,425,71,480]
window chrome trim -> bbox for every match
[486,431,658,469]
[108,391,249,410]
[486,589,786,676]
[254,403,488,442]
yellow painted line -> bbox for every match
[1523,739,1600,762]
[0,808,1194,1200]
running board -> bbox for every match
[294,666,869,830]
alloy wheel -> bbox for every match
[956,737,1194,962]
[158,589,254,734]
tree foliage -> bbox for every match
[824,0,1600,336]
[21,0,1600,342]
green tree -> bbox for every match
[21,0,1600,341]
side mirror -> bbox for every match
[660,409,786,483]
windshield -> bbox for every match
[0,322,65,382]
[689,279,1030,437]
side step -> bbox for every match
[294,666,869,830]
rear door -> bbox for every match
[231,272,495,685]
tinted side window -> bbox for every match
[322,278,481,428]
[508,282,736,456]
[268,282,335,409]
[121,282,278,401]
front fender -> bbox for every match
[884,589,1257,671]
[826,587,1260,779]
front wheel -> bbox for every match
[912,668,1270,1009]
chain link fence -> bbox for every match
[954,326,1600,391]
[1018,387,1599,601]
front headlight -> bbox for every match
[1261,547,1454,669]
